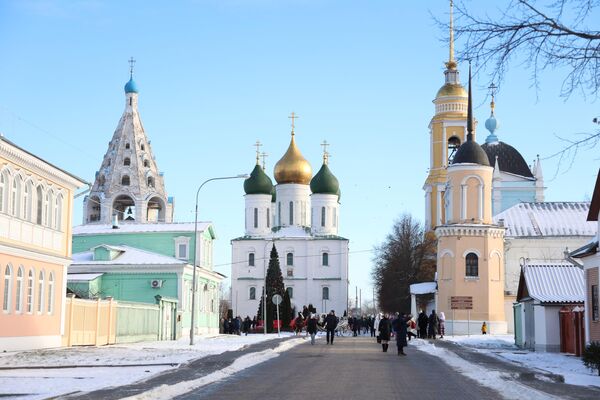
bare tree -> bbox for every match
[445,0,600,171]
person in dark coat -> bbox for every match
[417,310,428,339]
[378,314,392,352]
[307,314,318,345]
[243,316,251,335]
[428,310,440,339]
[294,312,304,335]
[223,318,230,334]
[352,316,360,337]
[324,310,338,345]
[393,313,409,355]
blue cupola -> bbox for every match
[124,78,138,94]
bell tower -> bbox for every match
[424,0,470,230]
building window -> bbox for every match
[178,243,188,259]
[55,195,63,230]
[249,287,256,300]
[0,171,5,212]
[267,208,270,228]
[3,265,12,313]
[289,201,294,225]
[47,272,55,314]
[286,287,293,299]
[15,266,23,313]
[36,186,43,224]
[143,159,150,168]
[248,253,255,266]
[147,176,155,187]
[322,287,329,300]
[322,252,329,266]
[140,144,145,151]
[465,253,479,277]
[37,271,45,314]
[593,285,599,322]
[44,191,52,227]
[125,143,130,149]
[26,269,34,313]
[124,157,131,166]
[286,252,293,266]
[11,177,21,217]
[278,202,281,226]
[23,183,30,221]
[253,208,258,228]
[121,176,130,186]
[321,206,326,227]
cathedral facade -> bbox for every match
[231,127,349,320]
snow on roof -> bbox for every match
[71,245,187,266]
[520,262,584,303]
[67,273,104,281]
[73,222,212,235]
[494,202,596,237]
[410,282,437,295]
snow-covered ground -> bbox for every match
[443,335,600,388]
[0,333,297,400]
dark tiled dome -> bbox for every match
[452,139,491,166]
[482,141,533,178]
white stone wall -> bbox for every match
[310,194,339,236]
[244,194,272,236]
[274,184,311,228]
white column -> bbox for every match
[478,184,484,221]
[461,185,467,220]
[411,294,417,318]
[436,189,442,227]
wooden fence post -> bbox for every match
[106,297,114,345]
[95,298,101,346]
[67,294,75,347]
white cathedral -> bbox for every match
[230,125,349,319]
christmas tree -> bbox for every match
[265,244,285,333]
[281,290,293,330]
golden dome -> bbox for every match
[436,83,467,98]
[274,134,312,185]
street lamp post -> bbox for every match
[190,174,248,346]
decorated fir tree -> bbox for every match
[265,244,285,332]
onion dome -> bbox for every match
[310,155,339,195]
[436,83,467,98]
[124,78,138,94]
[481,142,533,178]
[274,134,312,185]
[452,64,490,167]
[244,164,273,195]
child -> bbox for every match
[481,321,487,335]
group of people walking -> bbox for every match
[416,310,445,339]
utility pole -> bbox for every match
[359,289,362,315]
[355,286,358,315]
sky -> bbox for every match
[0,0,598,308]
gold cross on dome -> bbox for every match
[128,57,136,77]
[288,112,299,134]
[254,140,262,164]
[321,140,330,164]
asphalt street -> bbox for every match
[176,336,504,400]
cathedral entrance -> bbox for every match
[113,195,136,221]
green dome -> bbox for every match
[244,164,273,195]
[310,163,339,195]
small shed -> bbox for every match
[516,262,584,352]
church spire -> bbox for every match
[485,83,500,144]
[467,62,473,141]
[446,0,457,71]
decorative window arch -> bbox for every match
[286,252,294,266]
[249,287,256,300]
[26,269,34,313]
[47,272,55,314]
[321,206,326,227]
[286,287,293,299]
[3,264,12,313]
[322,287,329,300]
[15,266,24,313]
[123,157,131,166]
[36,185,43,224]
[322,252,329,266]
[11,175,22,217]
[465,253,479,277]
[121,176,130,186]
[248,252,255,267]
[37,270,45,313]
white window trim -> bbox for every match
[174,236,191,260]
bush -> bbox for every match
[582,341,600,376]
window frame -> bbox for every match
[37,270,45,314]
[322,286,329,300]
[592,284,599,322]
[286,252,294,267]
[248,252,255,267]
[322,252,329,266]
[3,264,12,313]
[249,286,256,300]
[465,253,479,277]
[26,269,34,314]
[15,266,24,314]
[47,272,55,315]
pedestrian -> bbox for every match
[324,310,338,345]
[370,315,376,337]
[482,321,487,335]
[407,316,417,341]
[417,310,428,339]
[251,316,257,330]
[223,318,230,335]
[393,313,408,356]
[439,311,446,339]
[234,316,241,335]
[428,310,439,339]
[352,316,359,337]
[378,314,392,352]
[374,313,382,342]
[294,312,304,336]
[307,313,318,345]
[243,316,251,336]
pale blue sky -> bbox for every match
[0,1,598,307]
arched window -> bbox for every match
[124,157,131,166]
[47,272,55,314]
[147,176,155,187]
[266,208,270,228]
[322,252,329,266]
[249,287,256,300]
[321,207,326,227]
[36,186,43,224]
[55,195,63,230]
[26,269,34,313]
[253,208,258,228]
[121,176,130,186]
[322,287,329,300]
[3,265,12,313]
[0,171,6,212]
[286,252,293,266]
[125,143,130,149]
[289,201,294,225]
[140,144,145,151]
[286,287,293,299]
[23,182,31,221]
[466,253,479,277]
[15,266,24,313]
[448,136,461,164]
[248,253,255,266]
[37,270,44,313]
[45,191,53,227]
[143,159,150,168]
[11,177,21,217]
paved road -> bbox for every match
[176,336,504,400]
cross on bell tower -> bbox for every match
[288,112,299,135]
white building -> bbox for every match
[231,129,349,320]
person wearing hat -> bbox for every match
[307,313,318,345]
[324,310,338,345]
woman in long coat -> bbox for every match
[378,314,392,352]
[393,314,408,356]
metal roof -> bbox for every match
[520,263,584,303]
[494,202,596,237]
[73,222,213,235]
